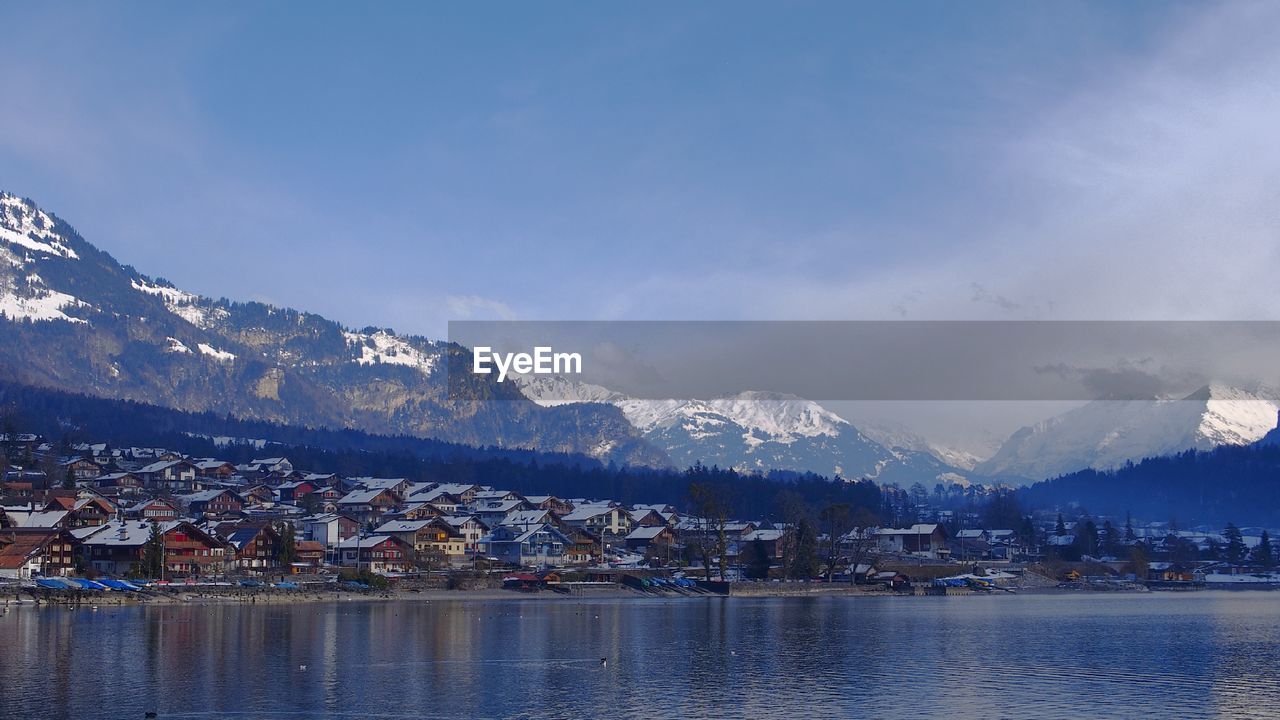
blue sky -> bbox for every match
[2,0,1277,345]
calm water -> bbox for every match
[4,592,1280,719]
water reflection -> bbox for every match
[2,593,1280,719]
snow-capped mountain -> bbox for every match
[0,191,666,467]
[518,377,965,482]
[976,384,1279,480]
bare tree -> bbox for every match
[819,503,852,582]
[688,481,730,581]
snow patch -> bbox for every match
[0,193,79,259]
[197,343,236,362]
[165,337,192,354]
[131,279,229,329]
[343,330,436,375]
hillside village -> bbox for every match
[1,431,1279,593]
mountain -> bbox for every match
[0,191,668,467]
[976,384,1279,481]
[518,378,968,483]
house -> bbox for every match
[337,488,400,525]
[431,483,484,505]
[524,495,575,515]
[473,500,533,528]
[471,489,524,506]
[395,502,445,521]
[560,525,602,566]
[406,488,460,513]
[249,457,293,475]
[486,523,573,568]
[560,504,632,539]
[628,508,673,528]
[499,509,554,532]
[441,515,488,555]
[277,480,317,503]
[136,460,199,491]
[875,524,951,559]
[76,520,229,577]
[59,457,102,482]
[0,528,78,579]
[194,460,238,479]
[337,535,412,574]
[214,522,282,571]
[302,513,361,547]
[94,472,142,492]
[127,497,180,523]
[294,540,326,570]
[180,489,245,518]
[737,528,785,559]
[43,495,115,528]
[374,518,466,566]
[350,477,409,499]
[625,525,678,551]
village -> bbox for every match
[2,431,1279,599]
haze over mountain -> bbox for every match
[0,192,667,467]
[518,376,969,483]
[976,385,1279,480]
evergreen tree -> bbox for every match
[142,521,165,579]
[1253,531,1274,569]
[1224,522,1248,564]
[743,538,771,580]
[278,523,298,568]
[1054,513,1067,536]
[62,467,76,490]
[1124,511,1136,542]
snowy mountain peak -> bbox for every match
[977,384,1279,480]
[0,193,79,260]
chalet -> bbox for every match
[486,523,573,568]
[194,460,237,479]
[180,489,245,518]
[95,472,142,492]
[625,525,677,551]
[44,495,115,528]
[375,518,466,565]
[294,540,326,571]
[76,520,228,577]
[337,535,412,574]
[394,502,445,521]
[431,483,483,505]
[498,509,554,532]
[876,524,951,559]
[302,513,361,547]
[441,515,488,555]
[350,477,409,499]
[737,528,785,559]
[560,504,631,539]
[214,522,282,571]
[59,457,102,482]
[336,488,400,525]
[7,509,70,528]
[137,460,199,491]
[628,508,673,528]
[277,480,317,503]
[406,488,460,513]
[524,495,575,515]
[471,489,524,506]
[0,528,78,579]
[127,497,180,523]
[559,525,602,566]
[249,457,293,475]
[242,484,276,505]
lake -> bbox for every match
[3,592,1280,719]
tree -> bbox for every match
[62,466,76,490]
[789,517,820,579]
[818,503,852,582]
[1224,522,1248,564]
[1253,531,1274,569]
[743,538,771,580]
[278,523,298,568]
[142,521,165,579]
[1124,511,1136,542]
[688,480,730,581]
[1127,544,1150,580]
[1054,513,1067,537]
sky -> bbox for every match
[3,1,1279,452]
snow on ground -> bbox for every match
[343,330,435,375]
[0,286,87,323]
[166,337,192,354]
[131,279,229,329]
[0,193,79,259]
[197,343,236,362]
